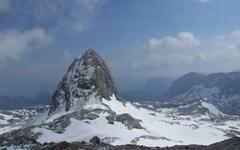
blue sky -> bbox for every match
[0,0,240,96]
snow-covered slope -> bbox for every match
[30,95,240,147]
[0,106,47,135]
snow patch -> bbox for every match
[32,95,238,147]
[201,101,225,116]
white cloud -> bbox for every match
[0,0,108,69]
[148,32,200,51]
[0,28,53,61]
[32,0,108,32]
[134,30,240,76]
[230,30,240,38]
[2,0,108,32]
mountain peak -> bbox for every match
[82,48,97,55]
[76,48,98,59]
[48,49,120,115]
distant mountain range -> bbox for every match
[121,77,174,101]
[163,72,240,115]
[122,71,240,115]
[0,91,51,110]
[165,72,240,99]
[2,71,240,116]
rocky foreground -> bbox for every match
[2,136,239,150]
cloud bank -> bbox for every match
[148,32,200,51]
[0,0,108,67]
[133,30,240,76]
[0,28,53,61]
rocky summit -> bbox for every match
[49,49,120,115]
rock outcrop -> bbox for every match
[49,49,120,115]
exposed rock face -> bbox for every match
[89,136,101,145]
[49,49,120,115]
[116,113,143,130]
[2,135,239,150]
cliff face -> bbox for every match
[49,49,120,115]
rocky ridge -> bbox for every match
[164,72,240,115]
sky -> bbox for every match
[0,0,240,96]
